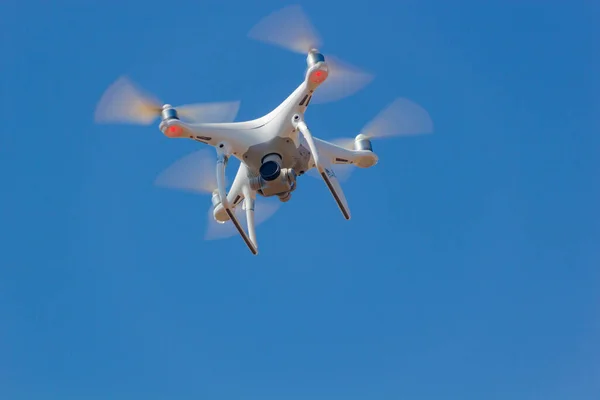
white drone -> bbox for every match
[94,5,433,255]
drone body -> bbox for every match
[157,52,377,254]
[94,5,433,255]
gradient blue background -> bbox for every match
[1,1,599,399]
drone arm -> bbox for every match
[292,115,351,220]
[160,119,258,158]
[313,137,379,168]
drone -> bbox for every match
[94,5,433,255]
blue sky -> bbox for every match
[1,0,598,399]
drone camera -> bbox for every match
[259,153,283,181]
[250,155,298,199]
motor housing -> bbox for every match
[305,49,328,85]
[354,134,373,152]
[211,191,221,208]
[306,50,325,68]
[161,104,179,121]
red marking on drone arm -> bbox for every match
[165,125,183,138]
[309,69,328,84]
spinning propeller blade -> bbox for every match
[248,4,322,54]
[94,76,162,125]
[359,97,434,140]
[154,149,220,194]
[329,137,356,151]
[248,5,373,103]
[204,199,281,241]
[176,101,241,124]
[94,76,240,125]
[333,97,434,149]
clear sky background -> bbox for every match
[1,1,599,399]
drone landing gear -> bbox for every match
[291,114,351,220]
[216,147,259,255]
[242,190,258,248]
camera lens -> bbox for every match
[259,160,281,181]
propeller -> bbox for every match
[154,149,280,241]
[331,97,434,150]
[154,148,221,194]
[247,4,373,103]
[94,76,240,125]
[248,4,322,54]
